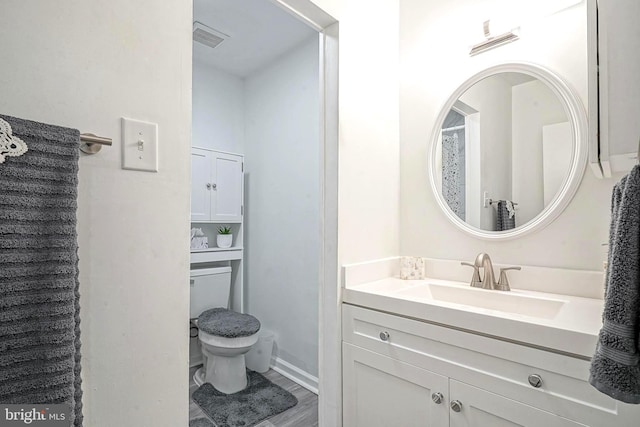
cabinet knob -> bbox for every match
[206,183,212,190]
[379,331,390,341]
[212,183,217,189]
[431,392,443,404]
[528,374,543,388]
[450,400,462,412]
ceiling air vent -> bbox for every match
[193,21,229,49]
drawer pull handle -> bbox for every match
[379,331,390,341]
[450,400,462,412]
[431,392,443,404]
[528,374,543,388]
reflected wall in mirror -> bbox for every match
[429,63,587,240]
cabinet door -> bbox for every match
[211,152,243,222]
[596,0,640,176]
[191,148,212,221]
[343,343,449,427]
[449,380,586,427]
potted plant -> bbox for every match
[216,226,233,249]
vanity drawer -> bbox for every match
[342,304,632,426]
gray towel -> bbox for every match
[589,165,640,404]
[0,114,83,424]
[496,200,516,231]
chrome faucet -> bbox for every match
[475,253,496,290]
[461,253,521,291]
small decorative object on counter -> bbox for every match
[217,226,233,249]
[190,228,208,250]
[400,256,425,280]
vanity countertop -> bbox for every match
[343,276,604,360]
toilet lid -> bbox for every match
[198,307,261,338]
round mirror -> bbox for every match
[428,63,587,240]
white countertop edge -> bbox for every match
[343,279,603,359]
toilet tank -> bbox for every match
[189,266,232,319]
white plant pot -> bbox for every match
[217,234,233,249]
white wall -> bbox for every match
[244,36,320,378]
[0,1,192,426]
[512,79,567,224]
[297,0,400,265]
[193,60,245,153]
[296,1,400,425]
[336,0,400,265]
[400,0,614,272]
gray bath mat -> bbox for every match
[192,371,298,427]
[190,418,215,427]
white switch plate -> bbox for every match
[121,117,158,172]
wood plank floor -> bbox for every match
[189,366,318,427]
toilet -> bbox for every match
[190,267,261,394]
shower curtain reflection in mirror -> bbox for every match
[441,110,465,220]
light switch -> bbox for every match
[121,117,158,172]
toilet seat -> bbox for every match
[198,307,261,338]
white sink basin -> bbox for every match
[396,283,567,320]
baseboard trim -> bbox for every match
[270,357,319,395]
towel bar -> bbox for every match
[80,133,112,154]
[487,199,518,207]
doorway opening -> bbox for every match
[188,1,338,425]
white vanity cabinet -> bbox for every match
[191,147,244,222]
[342,304,634,427]
[343,343,449,426]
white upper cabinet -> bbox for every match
[589,0,640,177]
[191,149,213,221]
[191,148,243,223]
[211,152,243,222]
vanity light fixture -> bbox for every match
[469,20,520,56]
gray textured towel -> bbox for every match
[496,200,516,231]
[589,165,640,404]
[0,114,83,424]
